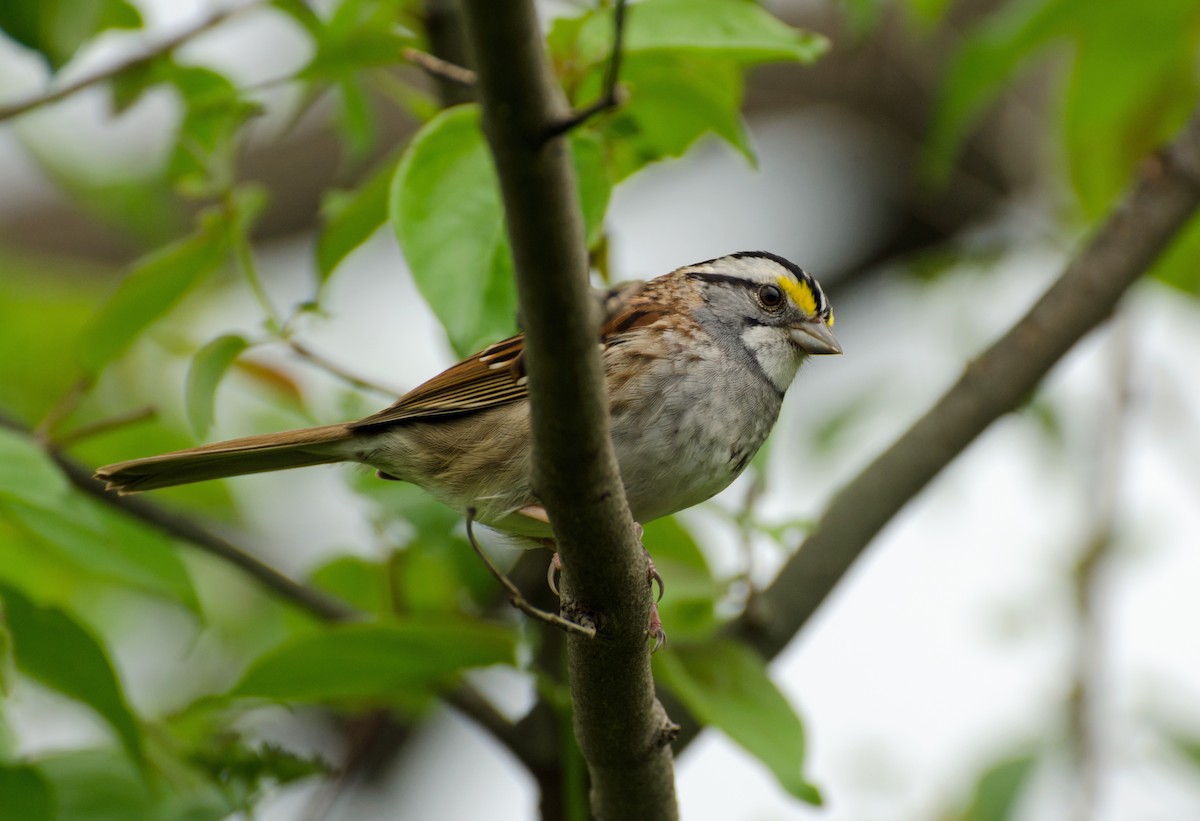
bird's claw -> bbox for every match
[646,555,664,602]
[544,535,667,650]
[547,551,562,598]
[648,601,667,652]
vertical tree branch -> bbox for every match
[458,2,678,819]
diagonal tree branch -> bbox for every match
[669,102,1200,749]
[0,409,539,770]
[0,408,357,620]
[458,2,678,819]
[0,1,264,123]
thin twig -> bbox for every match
[59,450,360,622]
[443,684,528,747]
[543,0,627,141]
[1068,315,1133,821]
[1,409,547,769]
[34,377,92,443]
[52,406,156,449]
[465,511,596,639]
[286,339,402,398]
[224,189,283,333]
[7,405,344,622]
[731,464,766,607]
[402,47,477,87]
[0,1,264,123]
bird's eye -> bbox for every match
[758,284,784,309]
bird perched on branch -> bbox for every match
[97,251,839,542]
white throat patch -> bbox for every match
[741,325,802,392]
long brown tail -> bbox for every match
[95,423,356,493]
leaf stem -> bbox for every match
[285,339,401,397]
[52,406,156,449]
[402,47,477,87]
[225,196,282,333]
[543,0,627,141]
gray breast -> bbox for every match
[609,352,783,523]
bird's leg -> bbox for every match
[465,511,595,639]
[638,524,667,651]
[545,522,666,650]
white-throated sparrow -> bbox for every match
[96,252,840,537]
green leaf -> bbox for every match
[0,0,142,69]
[34,750,150,821]
[590,53,753,181]
[308,555,389,614]
[167,64,261,196]
[1,499,199,610]
[568,0,828,66]
[390,105,515,356]
[926,0,1200,210]
[271,0,324,40]
[0,431,198,609]
[572,131,613,246]
[317,154,399,282]
[108,53,163,115]
[1060,0,1199,217]
[960,753,1039,821]
[188,739,326,809]
[0,428,70,506]
[232,619,517,702]
[335,76,377,158]
[0,585,144,769]
[925,0,1079,183]
[655,638,821,804]
[77,209,231,375]
[391,105,610,355]
[0,763,54,821]
[0,262,106,420]
[0,612,13,696]
[299,0,416,79]
[186,334,249,438]
[348,477,497,611]
[35,748,229,821]
[907,0,955,25]
[0,516,86,610]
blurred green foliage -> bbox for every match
[0,0,1195,816]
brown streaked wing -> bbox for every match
[349,334,528,429]
[349,282,667,430]
[600,303,669,338]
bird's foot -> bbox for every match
[542,524,666,650]
[643,549,667,651]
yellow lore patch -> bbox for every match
[777,275,817,316]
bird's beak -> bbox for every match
[790,321,842,355]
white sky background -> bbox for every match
[3,3,1200,820]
